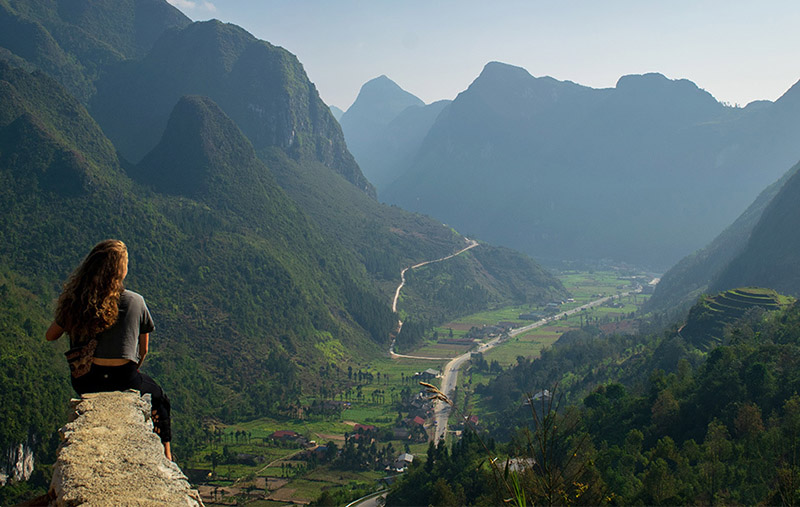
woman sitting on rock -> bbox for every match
[46,239,172,460]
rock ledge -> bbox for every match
[49,390,202,506]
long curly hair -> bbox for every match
[55,239,128,342]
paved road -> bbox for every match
[389,238,479,358]
[430,289,640,442]
[387,238,640,444]
[346,489,387,507]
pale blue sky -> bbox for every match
[168,0,800,110]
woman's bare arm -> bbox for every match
[45,322,64,341]
[137,333,149,368]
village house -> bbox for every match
[414,368,441,381]
[270,430,300,441]
[393,453,414,472]
[269,430,309,447]
[348,423,379,443]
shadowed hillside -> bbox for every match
[712,161,800,296]
[645,162,799,316]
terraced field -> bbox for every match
[681,287,793,350]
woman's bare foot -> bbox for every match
[164,442,172,461]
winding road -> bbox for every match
[388,238,479,358]
[387,239,640,443]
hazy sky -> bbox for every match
[167,0,800,110]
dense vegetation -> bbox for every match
[395,245,566,352]
[388,294,800,505]
[680,288,791,350]
[402,246,565,324]
[0,0,190,103]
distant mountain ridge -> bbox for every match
[372,61,800,269]
[340,75,424,131]
[339,75,451,191]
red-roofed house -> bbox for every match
[270,430,300,441]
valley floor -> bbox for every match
[187,269,652,505]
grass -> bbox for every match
[187,352,444,504]
[483,329,563,367]
[411,342,472,358]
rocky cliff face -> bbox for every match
[0,437,35,486]
[49,391,202,506]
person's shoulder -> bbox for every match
[121,289,147,305]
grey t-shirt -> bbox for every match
[86,290,155,362]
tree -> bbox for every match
[514,389,606,505]
[777,395,800,506]
[701,419,732,504]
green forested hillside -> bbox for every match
[0,0,189,102]
[90,19,373,196]
[400,244,566,324]
[680,288,791,350]
[0,62,387,459]
[388,295,800,505]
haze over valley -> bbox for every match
[342,67,800,270]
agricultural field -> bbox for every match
[190,270,653,504]
[438,270,652,435]
[187,355,442,505]
[411,270,651,365]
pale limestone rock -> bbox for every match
[50,390,202,506]
[0,439,35,486]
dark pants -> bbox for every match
[71,362,171,443]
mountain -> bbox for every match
[712,160,800,295]
[0,0,190,102]
[339,76,450,192]
[89,19,375,197]
[329,105,344,121]
[0,62,393,460]
[340,75,425,134]
[0,5,568,491]
[381,61,800,269]
[646,162,799,315]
